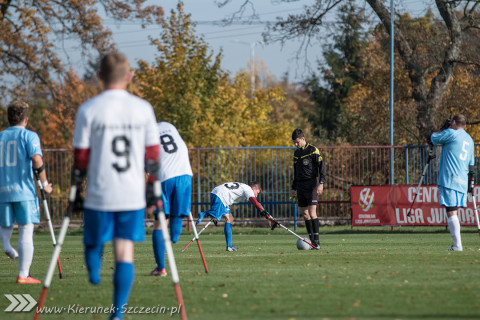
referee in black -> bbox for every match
[290,128,326,249]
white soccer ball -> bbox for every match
[296,237,311,250]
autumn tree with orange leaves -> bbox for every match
[0,0,164,102]
[135,3,294,148]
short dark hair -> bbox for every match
[7,100,29,126]
[99,52,130,85]
[249,181,262,193]
[453,114,466,127]
[292,128,304,140]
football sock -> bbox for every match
[0,225,14,253]
[196,211,206,224]
[85,244,103,285]
[169,216,183,243]
[225,222,233,247]
[18,224,34,279]
[152,229,166,270]
[305,219,313,242]
[112,262,134,320]
[312,218,320,245]
[447,215,462,249]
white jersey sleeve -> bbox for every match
[72,89,159,211]
[157,122,193,182]
[211,182,255,208]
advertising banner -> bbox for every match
[350,185,480,226]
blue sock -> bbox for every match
[170,216,183,243]
[84,245,103,285]
[111,262,134,320]
[152,229,165,270]
[196,211,206,224]
[225,222,233,247]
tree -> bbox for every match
[343,13,480,145]
[0,0,163,101]
[135,2,292,147]
[35,70,101,148]
[302,0,369,142]
[219,0,480,141]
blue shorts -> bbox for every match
[83,208,146,246]
[203,194,230,221]
[155,175,192,218]
[0,199,40,227]
[438,186,467,208]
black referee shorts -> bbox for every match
[295,179,319,207]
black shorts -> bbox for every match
[295,179,319,207]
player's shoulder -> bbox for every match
[157,121,177,131]
[239,183,253,191]
[16,127,39,141]
[24,128,40,139]
[460,129,474,141]
[307,144,320,154]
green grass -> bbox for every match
[1,226,480,320]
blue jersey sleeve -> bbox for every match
[431,129,455,146]
[26,131,42,158]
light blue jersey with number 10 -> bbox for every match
[431,128,474,193]
[0,126,42,203]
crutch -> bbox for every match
[155,183,187,320]
[187,212,208,273]
[262,212,316,249]
[182,218,215,252]
[407,147,436,217]
[33,169,63,279]
[472,194,480,237]
[34,184,76,320]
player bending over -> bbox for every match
[196,181,267,251]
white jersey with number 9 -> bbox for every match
[73,90,159,211]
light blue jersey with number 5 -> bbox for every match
[431,128,474,193]
[0,126,42,202]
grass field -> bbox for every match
[1,225,480,320]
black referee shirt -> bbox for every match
[292,143,326,190]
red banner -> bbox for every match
[350,185,480,226]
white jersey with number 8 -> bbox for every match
[72,89,159,211]
[157,122,193,182]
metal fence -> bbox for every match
[42,145,480,224]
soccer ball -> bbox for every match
[296,238,311,250]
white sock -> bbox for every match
[0,226,14,253]
[447,215,462,249]
[18,224,34,278]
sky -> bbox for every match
[64,0,433,83]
